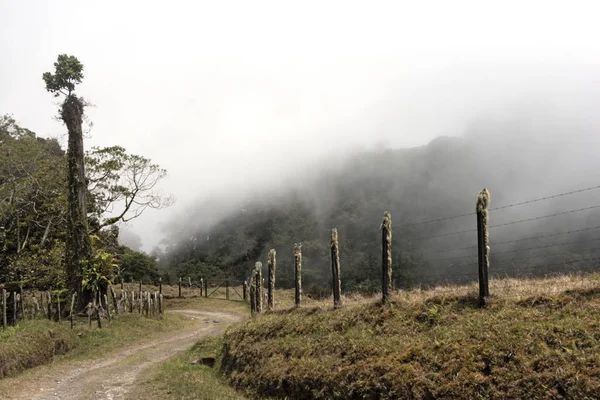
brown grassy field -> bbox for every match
[221,273,600,399]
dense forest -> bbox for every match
[161,111,600,293]
[0,114,167,290]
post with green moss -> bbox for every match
[254,262,263,313]
[2,289,6,329]
[268,249,276,310]
[476,188,491,306]
[47,291,52,320]
[70,293,76,329]
[331,229,342,309]
[19,284,25,319]
[249,275,256,314]
[381,212,392,304]
[110,286,119,316]
[178,277,182,298]
[294,243,302,308]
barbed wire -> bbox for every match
[489,205,600,229]
[402,184,600,228]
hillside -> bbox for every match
[162,114,600,290]
[220,275,600,399]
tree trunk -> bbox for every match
[62,95,92,310]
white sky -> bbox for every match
[2,0,600,250]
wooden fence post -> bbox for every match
[104,294,111,322]
[159,277,162,295]
[146,292,150,318]
[331,228,342,309]
[204,279,208,298]
[33,296,39,319]
[294,243,302,308]
[243,280,247,302]
[200,278,203,297]
[57,293,62,322]
[2,289,6,329]
[110,286,119,315]
[70,293,76,329]
[249,275,256,314]
[381,211,392,304]
[254,262,263,313]
[268,249,276,310]
[47,291,52,320]
[139,279,142,297]
[159,294,163,316]
[226,280,230,300]
[178,277,182,298]
[476,188,491,306]
[12,292,17,325]
[19,284,25,319]
[188,277,192,296]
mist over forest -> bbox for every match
[157,94,600,292]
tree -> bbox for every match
[85,146,174,232]
[43,54,92,308]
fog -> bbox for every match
[1,1,600,252]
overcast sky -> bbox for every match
[2,1,600,250]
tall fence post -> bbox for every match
[57,293,61,322]
[159,277,162,295]
[200,278,203,296]
[243,280,247,302]
[2,289,6,329]
[294,243,302,308]
[70,293,76,329]
[12,292,17,325]
[19,284,25,319]
[178,277,182,298]
[110,286,119,316]
[268,249,276,310]
[47,291,52,320]
[477,188,491,306]
[188,277,192,296]
[381,211,392,304]
[226,280,230,300]
[255,262,263,313]
[331,228,342,309]
[204,279,208,298]
[249,275,256,314]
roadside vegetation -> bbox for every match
[219,274,600,399]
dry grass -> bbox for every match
[222,273,600,399]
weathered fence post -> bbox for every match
[33,296,39,319]
[19,284,25,319]
[159,294,164,316]
[178,277,182,298]
[87,303,93,328]
[188,277,192,296]
[204,279,208,298]
[159,277,162,295]
[200,278,203,296]
[476,188,491,306]
[104,294,111,322]
[57,293,61,322]
[47,291,52,320]
[331,228,342,309]
[2,289,6,329]
[12,292,17,325]
[70,293,76,329]
[226,280,230,300]
[294,243,302,308]
[139,291,143,314]
[243,280,247,302]
[146,292,150,318]
[249,276,256,315]
[254,262,263,313]
[130,291,135,313]
[381,211,392,304]
[139,279,142,297]
[110,286,119,316]
[268,249,276,310]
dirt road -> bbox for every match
[2,310,242,400]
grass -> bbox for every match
[135,336,248,400]
[0,292,221,379]
[220,274,600,399]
